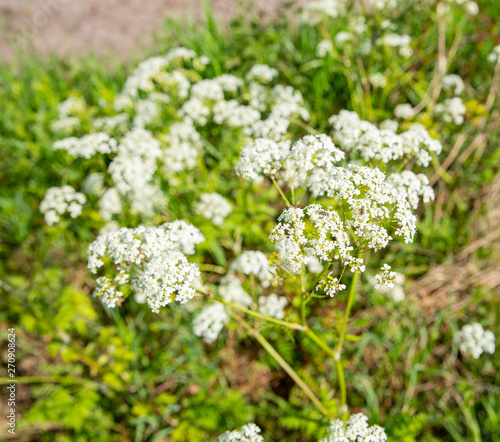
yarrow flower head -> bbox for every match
[195,193,232,226]
[321,413,387,442]
[219,423,264,441]
[454,323,496,359]
[87,221,204,313]
[40,186,86,226]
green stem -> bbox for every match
[272,178,292,207]
[333,269,361,413]
[217,298,306,331]
[234,314,329,416]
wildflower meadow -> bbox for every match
[0,1,499,440]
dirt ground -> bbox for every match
[0,0,300,62]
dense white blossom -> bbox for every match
[214,74,244,93]
[195,193,232,225]
[394,103,413,120]
[378,33,413,58]
[258,294,288,319]
[82,173,105,196]
[306,0,347,19]
[162,120,202,173]
[442,74,465,95]
[219,423,264,442]
[98,188,122,221]
[218,275,253,308]
[321,413,387,442]
[246,64,279,84]
[40,186,86,226]
[191,79,225,102]
[193,303,229,343]
[399,124,442,167]
[454,323,496,359]
[317,39,334,58]
[92,113,129,133]
[231,251,273,287]
[87,222,204,312]
[369,73,387,88]
[387,171,435,209]
[180,97,211,125]
[236,134,344,187]
[53,133,118,159]
[435,97,466,125]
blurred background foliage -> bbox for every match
[1,1,499,440]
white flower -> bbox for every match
[307,256,324,274]
[400,124,442,167]
[377,33,412,58]
[98,188,122,221]
[92,113,129,133]
[258,294,288,319]
[370,271,405,302]
[246,64,279,84]
[193,303,229,343]
[191,79,225,102]
[195,193,232,225]
[374,264,397,289]
[57,96,86,118]
[87,222,204,313]
[213,100,261,128]
[442,74,465,95]
[394,103,413,120]
[214,74,244,93]
[464,1,479,15]
[317,39,334,58]
[82,173,105,196]
[218,275,253,309]
[40,186,86,226]
[321,413,387,442]
[231,251,273,287]
[369,73,387,88]
[435,97,466,125]
[334,31,353,45]
[94,277,123,308]
[162,120,202,174]
[180,97,211,125]
[51,117,81,133]
[379,119,398,132]
[387,171,435,209]
[320,165,417,245]
[455,323,496,359]
[219,423,264,442]
[316,273,346,297]
[53,133,118,159]
[307,0,347,19]
[487,45,500,63]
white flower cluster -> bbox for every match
[193,303,229,343]
[487,45,500,63]
[322,165,417,244]
[231,251,273,287]
[329,110,442,167]
[370,271,405,302]
[218,275,253,308]
[435,97,466,125]
[305,0,347,20]
[108,128,164,215]
[317,39,334,58]
[50,96,85,133]
[195,193,232,225]
[92,113,129,133]
[316,272,346,297]
[258,294,288,319]
[393,103,413,120]
[270,204,352,274]
[377,33,413,58]
[246,64,279,84]
[321,413,387,442]
[373,264,397,289]
[369,73,387,89]
[236,134,344,188]
[442,74,465,95]
[387,171,435,209]
[454,323,496,359]
[87,221,204,312]
[40,186,86,226]
[53,133,118,159]
[162,120,202,174]
[219,423,264,442]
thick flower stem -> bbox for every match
[233,313,329,417]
